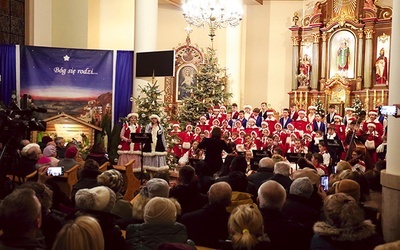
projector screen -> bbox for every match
[135,50,175,77]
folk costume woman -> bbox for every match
[142,114,169,172]
[117,112,142,171]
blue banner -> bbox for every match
[20,46,113,125]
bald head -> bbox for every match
[258,180,286,210]
[208,182,232,207]
[258,157,274,170]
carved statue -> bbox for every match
[292,12,299,26]
[375,48,388,85]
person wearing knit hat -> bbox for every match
[97,170,133,219]
[142,178,170,198]
[144,197,177,224]
[75,186,116,213]
[334,179,360,202]
[43,145,59,167]
[126,197,188,249]
[57,146,78,171]
[36,156,52,170]
[97,169,124,193]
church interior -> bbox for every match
[1,0,400,248]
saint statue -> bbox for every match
[292,12,299,26]
[375,48,388,85]
[297,54,311,86]
[337,39,350,76]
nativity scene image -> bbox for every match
[288,0,391,114]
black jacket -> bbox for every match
[181,203,230,249]
[198,137,232,176]
[247,168,274,190]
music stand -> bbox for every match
[131,133,152,184]
[285,153,305,171]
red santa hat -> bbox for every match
[220,105,226,110]
[274,123,282,129]
[303,133,312,139]
[298,109,306,115]
[369,110,378,116]
[199,116,207,121]
[290,132,298,139]
[239,130,247,135]
[266,109,274,115]
[172,122,180,127]
[186,123,193,129]
[213,105,220,111]
[308,106,316,110]
[334,114,342,120]
[367,123,376,128]
[287,123,295,129]
[261,121,268,126]
[348,117,356,122]
[345,107,355,112]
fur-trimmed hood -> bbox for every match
[313,220,376,242]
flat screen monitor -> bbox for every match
[135,50,175,77]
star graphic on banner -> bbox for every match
[63,55,70,61]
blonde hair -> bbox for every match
[271,154,285,164]
[336,161,352,175]
[228,204,267,250]
[52,216,104,250]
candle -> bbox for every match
[382,90,384,103]
[305,91,308,102]
[374,90,376,104]
[294,91,297,103]
[366,90,368,100]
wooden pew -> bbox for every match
[53,164,79,199]
[113,159,140,201]
[99,161,110,172]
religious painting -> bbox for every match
[176,64,197,102]
[329,30,356,79]
[375,33,390,86]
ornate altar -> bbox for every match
[289,0,392,115]
[164,33,205,119]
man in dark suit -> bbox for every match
[259,102,268,120]
[325,104,337,124]
[248,157,274,190]
[268,161,293,192]
[313,113,326,134]
[258,180,311,250]
[279,108,293,129]
[181,182,232,249]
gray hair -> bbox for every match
[208,182,232,207]
[274,161,291,176]
[258,180,286,210]
[289,177,313,199]
[259,157,274,170]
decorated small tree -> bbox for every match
[178,47,232,126]
[351,96,364,116]
[314,98,325,117]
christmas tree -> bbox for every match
[131,80,166,128]
[314,98,325,117]
[351,96,364,116]
[178,47,232,126]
